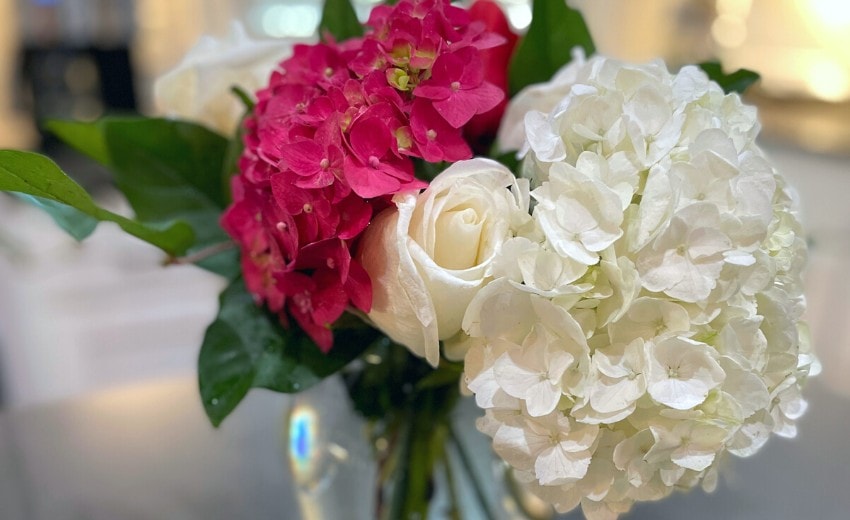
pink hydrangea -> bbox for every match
[221,0,507,351]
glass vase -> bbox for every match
[283,374,556,520]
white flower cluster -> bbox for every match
[458,57,818,519]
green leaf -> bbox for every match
[221,103,250,196]
[343,340,433,420]
[415,362,462,391]
[47,117,237,276]
[491,150,520,175]
[414,160,448,183]
[319,0,363,41]
[698,62,761,94]
[48,117,229,213]
[385,384,459,520]
[509,0,595,96]
[229,86,256,112]
[45,120,111,165]
[198,278,381,426]
[0,150,194,254]
[12,193,98,241]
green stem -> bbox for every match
[384,413,414,520]
[164,240,236,266]
[385,406,435,520]
[442,439,462,520]
[374,415,403,520]
[447,422,500,520]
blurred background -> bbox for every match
[0,1,848,518]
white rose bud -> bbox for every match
[154,23,307,135]
[358,159,531,366]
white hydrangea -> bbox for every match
[460,56,817,519]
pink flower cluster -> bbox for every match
[221,0,506,351]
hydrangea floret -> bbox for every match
[452,56,818,519]
[221,0,506,350]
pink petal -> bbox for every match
[433,94,479,128]
[336,195,372,239]
[280,139,323,176]
[434,81,504,128]
[410,100,472,161]
[296,238,351,282]
[348,117,392,163]
[465,80,504,114]
[346,259,373,312]
[291,309,334,353]
[413,83,451,101]
[310,270,348,326]
[456,47,485,85]
[343,156,402,198]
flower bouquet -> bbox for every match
[0,0,819,518]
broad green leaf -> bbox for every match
[199,278,381,426]
[414,160,448,183]
[491,150,520,175]
[508,0,595,96]
[47,117,237,276]
[415,362,462,391]
[698,62,761,94]
[0,150,193,255]
[104,119,229,242]
[13,193,98,241]
[45,120,110,165]
[48,117,229,213]
[320,0,363,42]
[221,90,252,195]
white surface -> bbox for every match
[763,142,850,398]
[0,194,224,407]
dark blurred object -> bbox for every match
[16,0,138,191]
[20,46,138,136]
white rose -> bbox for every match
[154,23,306,135]
[357,159,531,366]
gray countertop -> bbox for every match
[1,373,848,520]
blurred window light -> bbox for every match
[257,3,320,38]
[717,0,753,18]
[353,0,383,22]
[806,57,850,102]
[712,14,748,48]
[807,0,850,29]
[503,1,532,31]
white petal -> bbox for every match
[671,448,715,471]
[649,378,711,410]
[535,444,591,485]
[494,353,543,400]
[359,201,440,366]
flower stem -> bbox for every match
[442,451,462,520]
[447,421,500,520]
[163,241,236,266]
